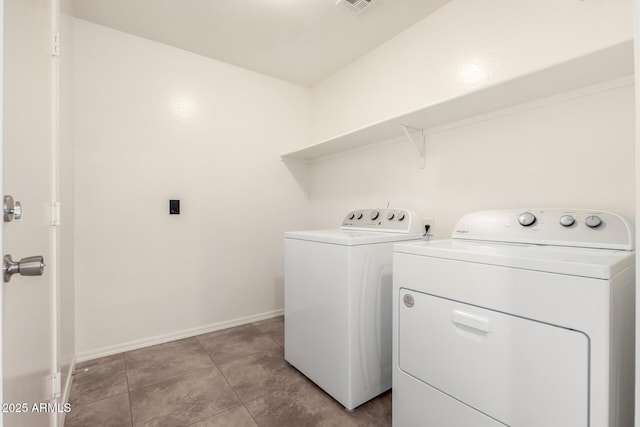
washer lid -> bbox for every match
[394,239,634,279]
[285,229,423,246]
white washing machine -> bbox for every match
[392,209,634,427]
[285,208,424,411]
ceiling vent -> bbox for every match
[336,0,376,13]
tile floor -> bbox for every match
[65,316,391,426]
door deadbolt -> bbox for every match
[3,195,22,222]
[3,254,45,283]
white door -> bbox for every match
[2,0,57,426]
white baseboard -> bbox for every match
[75,309,284,363]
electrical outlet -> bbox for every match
[423,218,435,238]
[170,199,180,215]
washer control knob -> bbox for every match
[370,210,380,220]
[585,215,602,228]
[356,212,363,220]
[559,215,575,227]
[518,212,536,227]
[348,213,355,220]
[387,212,395,220]
[397,212,406,221]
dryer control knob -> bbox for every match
[559,215,575,227]
[348,213,355,220]
[518,212,536,227]
[387,212,395,220]
[585,215,602,228]
[397,212,406,221]
[370,210,380,220]
[356,212,363,220]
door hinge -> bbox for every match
[51,372,61,399]
[52,32,60,57]
[50,202,61,226]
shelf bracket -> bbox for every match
[399,124,425,169]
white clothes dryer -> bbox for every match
[392,209,634,427]
[285,208,424,411]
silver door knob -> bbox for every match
[3,254,45,283]
[3,195,22,222]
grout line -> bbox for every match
[66,358,130,409]
[66,390,131,422]
[207,349,246,406]
[124,353,135,427]
[67,319,388,426]
[184,404,247,427]
[192,335,252,414]
[244,402,261,427]
[201,327,289,427]
[123,339,218,393]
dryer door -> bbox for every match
[398,289,589,427]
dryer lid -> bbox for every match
[394,239,634,279]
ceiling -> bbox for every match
[72,0,452,87]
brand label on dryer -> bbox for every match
[403,294,415,308]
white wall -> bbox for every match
[307,0,635,234]
[311,0,633,143]
[73,20,311,357]
[73,0,635,358]
[308,82,635,235]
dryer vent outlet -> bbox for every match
[336,0,376,13]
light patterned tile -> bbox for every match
[252,316,284,346]
[197,324,279,364]
[69,358,128,405]
[129,367,240,426]
[347,390,392,427]
[66,325,391,427]
[245,377,360,427]
[187,406,257,427]
[219,348,305,402]
[125,337,214,390]
[65,392,132,427]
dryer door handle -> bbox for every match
[452,310,492,335]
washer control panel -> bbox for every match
[341,208,423,234]
[452,209,633,250]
